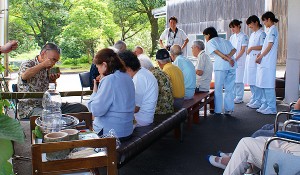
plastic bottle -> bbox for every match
[42,83,62,133]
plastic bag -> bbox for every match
[94,129,121,153]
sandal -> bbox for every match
[217,151,232,158]
[206,155,226,169]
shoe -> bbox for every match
[246,99,255,107]
[224,111,233,116]
[206,155,226,169]
[248,103,261,109]
[217,151,232,158]
[234,98,243,104]
[214,113,223,117]
[260,107,277,115]
[256,104,268,113]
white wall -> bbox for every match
[285,0,300,103]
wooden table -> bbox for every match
[1,90,93,99]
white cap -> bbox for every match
[48,83,56,89]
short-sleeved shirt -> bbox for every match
[206,37,236,70]
[229,32,248,67]
[17,57,49,118]
[173,55,196,99]
[160,28,188,47]
[133,67,158,126]
[260,25,279,69]
[150,67,174,114]
[195,51,213,91]
[162,63,185,98]
[137,54,154,69]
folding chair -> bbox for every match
[261,120,300,175]
[78,72,91,103]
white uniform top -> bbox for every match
[230,32,248,83]
[256,25,279,88]
[243,29,266,85]
[206,37,236,71]
[160,27,188,47]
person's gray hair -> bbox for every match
[135,46,144,53]
[193,40,205,50]
[170,44,182,56]
[114,40,127,53]
[157,58,171,64]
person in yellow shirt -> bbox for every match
[156,49,185,110]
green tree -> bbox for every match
[9,0,71,48]
[111,0,165,56]
[62,0,108,59]
[109,0,148,43]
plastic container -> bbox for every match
[42,83,62,133]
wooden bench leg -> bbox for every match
[209,93,215,114]
[193,111,199,124]
[174,122,184,141]
[180,122,184,142]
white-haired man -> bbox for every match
[191,40,213,93]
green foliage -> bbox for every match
[9,0,71,47]
[0,114,25,143]
[60,37,84,58]
[32,126,43,139]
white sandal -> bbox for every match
[207,155,226,169]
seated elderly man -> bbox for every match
[170,44,196,99]
[133,46,153,69]
[140,58,174,115]
[114,40,127,53]
[191,40,213,93]
[17,43,89,119]
[156,49,185,110]
[119,50,158,127]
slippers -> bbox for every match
[206,155,226,169]
[217,151,232,158]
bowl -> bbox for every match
[35,114,79,133]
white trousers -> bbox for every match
[262,88,276,111]
[214,70,236,113]
[249,85,262,104]
[223,137,300,175]
[234,83,244,100]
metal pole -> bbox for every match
[3,0,8,77]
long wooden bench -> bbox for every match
[182,90,214,129]
[117,108,187,168]
[30,109,188,170]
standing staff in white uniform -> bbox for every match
[159,16,189,51]
[256,11,279,115]
[244,15,266,109]
[229,20,249,104]
[203,27,237,116]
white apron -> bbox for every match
[230,32,248,83]
[256,25,278,88]
[244,29,264,85]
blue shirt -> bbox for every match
[206,37,236,70]
[173,55,196,99]
[88,70,135,138]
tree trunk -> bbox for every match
[147,11,159,57]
